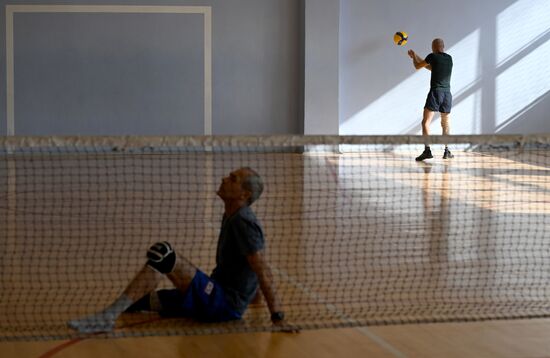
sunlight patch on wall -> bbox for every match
[340,70,429,135]
[496,38,550,127]
[341,29,481,135]
[496,0,550,65]
[451,90,482,134]
[450,29,481,93]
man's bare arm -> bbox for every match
[246,250,282,315]
[247,250,300,333]
[250,251,300,333]
[408,50,430,70]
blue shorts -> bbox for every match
[156,270,241,322]
[425,89,452,113]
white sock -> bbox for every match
[68,294,133,333]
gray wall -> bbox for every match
[304,0,339,135]
[1,0,301,136]
[2,0,548,136]
[340,0,550,135]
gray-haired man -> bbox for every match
[68,167,290,333]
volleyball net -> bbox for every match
[0,135,549,340]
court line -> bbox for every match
[354,327,408,358]
[39,338,86,358]
[272,267,407,358]
[286,158,406,358]
[38,317,162,358]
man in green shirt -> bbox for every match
[408,38,454,161]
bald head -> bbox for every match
[432,38,445,53]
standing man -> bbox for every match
[408,38,454,161]
[68,167,290,333]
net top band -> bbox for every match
[1,134,549,149]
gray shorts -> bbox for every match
[425,89,452,113]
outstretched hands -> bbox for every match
[407,49,416,59]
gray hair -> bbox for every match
[241,167,264,205]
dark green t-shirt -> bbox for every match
[211,206,265,314]
[425,52,453,91]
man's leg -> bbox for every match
[422,108,435,137]
[416,109,435,161]
[166,256,197,293]
[67,265,163,333]
[440,112,450,136]
[441,112,454,159]
[68,242,197,333]
[125,255,198,315]
[125,255,198,313]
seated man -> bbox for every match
[68,167,288,333]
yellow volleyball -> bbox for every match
[393,31,408,46]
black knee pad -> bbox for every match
[146,241,176,274]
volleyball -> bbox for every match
[393,31,408,46]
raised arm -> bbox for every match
[408,50,431,71]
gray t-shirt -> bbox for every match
[211,206,265,314]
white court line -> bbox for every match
[355,326,408,358]
[268,154,407,357]
[5,5,212,135]
[272,267,407,358]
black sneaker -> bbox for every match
[443,148,454,159]
[415,148,433,161]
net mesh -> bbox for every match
[1,135,549,340]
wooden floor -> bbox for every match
[2,318,550,357]
[1,146,549,356]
